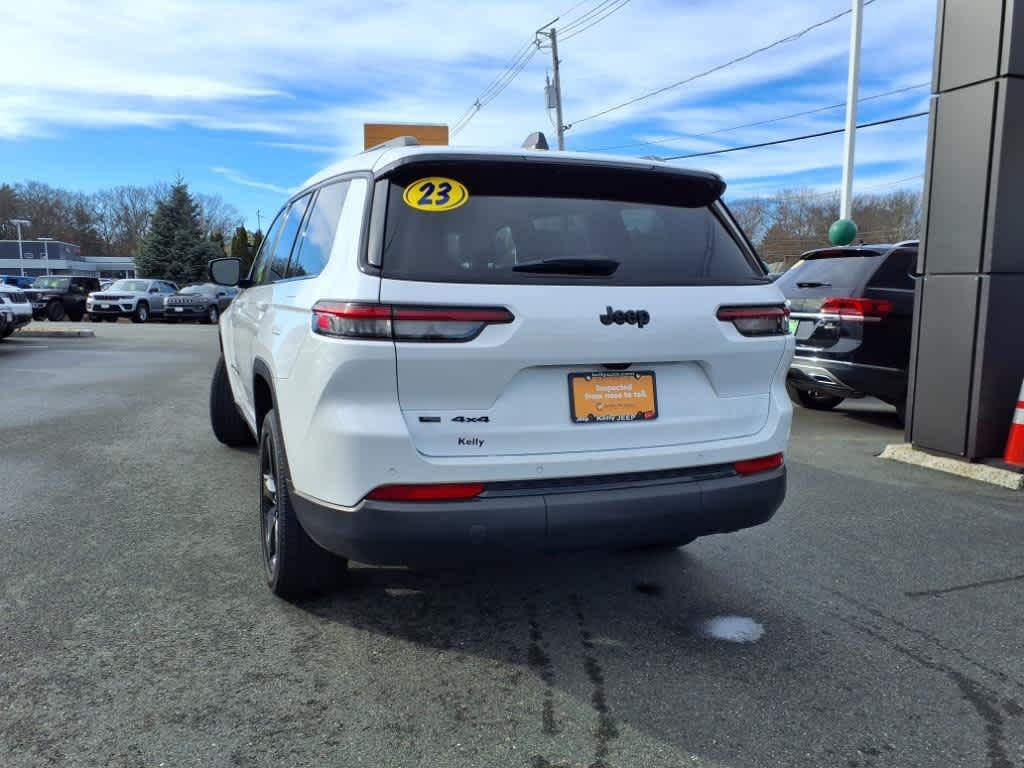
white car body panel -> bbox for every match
[219,147,794,510]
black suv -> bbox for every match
[776,242,917,422]
[24,276,101,322]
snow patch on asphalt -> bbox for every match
[703,615,764,643]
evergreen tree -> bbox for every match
[135,180,221,284]
[230,225,252,275]
[251,229,264,262]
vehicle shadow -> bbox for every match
[836,406,904,431]
[294,545,842,766]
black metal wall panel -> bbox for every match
[967,274,1024,456]
[938,0,1003,90]
[985,78,1024,273]
[911,275,980,455]
[1003,0,1024,75]
[924,83,996,275]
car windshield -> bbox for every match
[32,277,70,290]
[109,280,148,292]
[179,285,214,295]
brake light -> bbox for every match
[734,453,784,475]
[716,305,789,336]
[820,297,892,320]
[312,302,514,341]
[366,483,485,501]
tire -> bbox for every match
[46,301,65,322]
[90,314,104,322]
[260,408,346,598]
[131,302,149,323]
[792,387,845,411]
[203,305,219,325]
[209,356,255,447]
[104,316,118,323]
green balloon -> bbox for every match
[829,218,858,246]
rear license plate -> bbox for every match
[569,371,657,424]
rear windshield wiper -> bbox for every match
[796,281,831,288]
[512,258,620,276]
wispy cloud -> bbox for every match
[2,0,937,201]
[210,166,292,195]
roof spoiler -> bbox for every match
[521,132,549,150]
[364,135,421,153]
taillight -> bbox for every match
[734,453,784,475]
[820,297,892,321]
[312,302,514,342]
[716,305,789,336]
[366,483,485,501]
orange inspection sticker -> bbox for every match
[569,371,658,424]
[402,177,469,212]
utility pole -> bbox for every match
[839,0,864,222]
[537,25,565,149]
[549,27,565,150]
[9,219,30,277]
[256,209,263,233]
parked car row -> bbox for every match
[12,276,237,324]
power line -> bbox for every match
[451,0,613,136]
[452,42,539,135]
[561,0,631,41]
[568,0,878,129]
[560,0,619,33]
[579,82,929,152]
[661,110,928,161]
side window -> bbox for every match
[264,195,312,284]
[250,208,286,284]
[287,181,350,279]
[869,249,915,290]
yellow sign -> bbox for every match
[403,177,469,212]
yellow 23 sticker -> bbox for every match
[403,177,469,212]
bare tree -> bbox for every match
[194,193,243,240]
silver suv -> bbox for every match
[87,279,178,323]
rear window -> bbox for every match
[380,162,763,286]
[776,253,882,297]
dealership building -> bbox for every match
[0,240,137,279]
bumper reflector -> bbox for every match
[734,453,784,476]
[366,483,485,502]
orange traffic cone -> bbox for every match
[1004,378,1024,467]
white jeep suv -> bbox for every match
[208,138,795,598]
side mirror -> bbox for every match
[209,257,243,286]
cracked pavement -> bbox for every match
[2,323,1023,767]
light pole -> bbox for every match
[38,236,54,276]
[9,219,31,277]
[834,0,864,245]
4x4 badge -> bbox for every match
[452,416,489,423]
[599,306,650,328]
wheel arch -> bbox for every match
[253,358,277,437]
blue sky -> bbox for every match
[1,0,935,232]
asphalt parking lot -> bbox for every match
[2,323,1023,768]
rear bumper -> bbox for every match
[291,465,786,565]
[788,355,906,404]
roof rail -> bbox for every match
[363,135,421,153]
